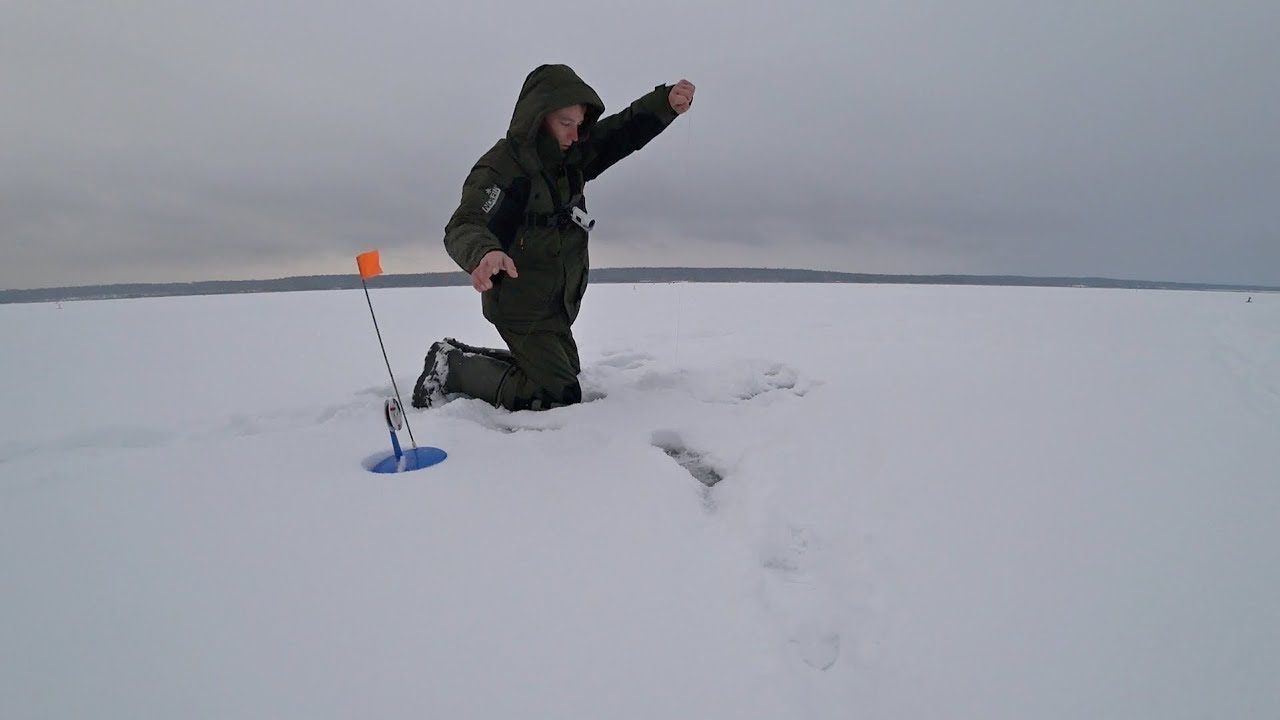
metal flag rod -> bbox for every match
[357,250,418,451]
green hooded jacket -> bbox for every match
[442,64,679,326]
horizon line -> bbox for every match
[6,266,1279,295]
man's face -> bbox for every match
[543,104,586,151]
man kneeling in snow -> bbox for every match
[413,64,695,411]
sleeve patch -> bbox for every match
[482,185,502,213]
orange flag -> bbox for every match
[356,250,383,280]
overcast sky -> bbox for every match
[3,0,1278,290]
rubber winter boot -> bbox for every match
[412,340,515,409]
[411,339,455,408]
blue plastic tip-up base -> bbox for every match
[368,446,448,473]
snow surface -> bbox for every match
[2,283,1278,719]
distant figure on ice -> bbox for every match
[1247,296,1252,303]
[412,64,695,411]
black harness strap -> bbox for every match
[527,165,585,229]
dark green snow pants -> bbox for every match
[493,320,582,411]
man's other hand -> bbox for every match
[669,79,695,114]
[471,250,518,292]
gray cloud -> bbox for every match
[3,0,1278,289]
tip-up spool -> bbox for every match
[365,396,446,473]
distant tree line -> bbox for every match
[3,268,1276,304]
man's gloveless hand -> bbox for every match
[669,79,696,113]
[471,250,519,292]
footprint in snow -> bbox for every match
[759,523,842,671]
[648,432,844,670]
[736,363,808,401]
[596,349,656,371]
[651,430,724,488]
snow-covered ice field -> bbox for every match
[2,282,1278,719]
